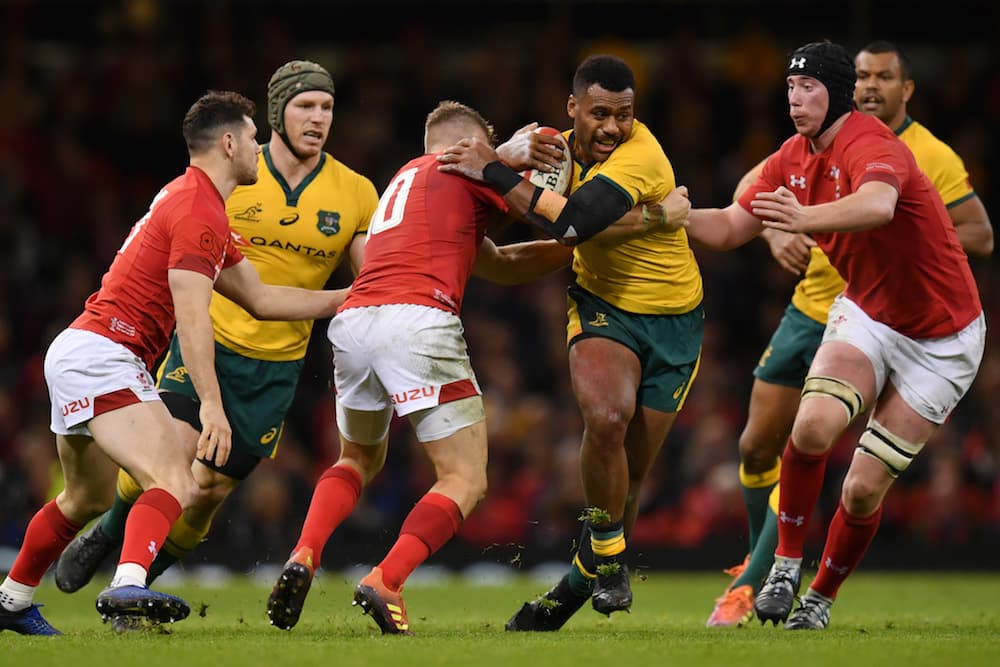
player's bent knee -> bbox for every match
[801,375,864,424]
[57,486,115,521]
[857,418,924,478]
[840,471,885,513]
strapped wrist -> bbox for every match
[483,161,523,196]
[641,203,666,227]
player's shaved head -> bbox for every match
[424,100,495,153]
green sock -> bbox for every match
[740,481,776,552]
[99,494,134,542]
[147,550,180,585]
[566,521,595,598]
[733,506,778,591]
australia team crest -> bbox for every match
[317,210,341,236]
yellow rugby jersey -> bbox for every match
[568,121,703,314]
[214,145,378,361]
[790,116,974,324]
[898,116,975,208]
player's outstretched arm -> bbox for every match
[215,258,347,321]
[589,186,691,247]
[473,236,573,285]
[687,202,763,250]
[755,182,897,234]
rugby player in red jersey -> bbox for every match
[685,41,985,630]
[0,90,350,635]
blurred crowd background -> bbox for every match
[1,0,998,575]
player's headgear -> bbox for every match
[786,41,856,136]
[267,60,335,156]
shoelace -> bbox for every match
[765,566,798,594]
[72,531,109,564]
[794,598,830,625]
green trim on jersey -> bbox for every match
[214,146,379,361]
[262,144,326,206]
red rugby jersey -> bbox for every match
[72,166,244,370]
[739,112,980,338]
[342,153,508,316]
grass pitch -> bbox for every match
[3,571,998,667]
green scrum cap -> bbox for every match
[266,60,335,136]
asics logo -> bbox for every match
[279,213,300,226]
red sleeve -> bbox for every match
[168,215,232,279]
[223,231,245,268]
[847,133,905,193]
[736,151,783,214]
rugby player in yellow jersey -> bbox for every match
[704,40,992,628]
[54,60,380,593]
[479,54,704,631]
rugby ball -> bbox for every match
[521,126,572,196]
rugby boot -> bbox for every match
[95,585,190,625]
[0,604,62,635]
[353,566,412,635]
[592,561,632,616]
[785,590,832,630]
[266,547,315,630]
[55,522,117,593]
[505,574,588,631]
[754,561,801,625]
[705,584,755,627]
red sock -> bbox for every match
[379,492,462,592]
[811,501,882,599]
[295,465,363,563]
[775,440,829,559]
[8,500,83,586]
[119,488,181,570]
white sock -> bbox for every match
[0,578,35,612]
[109,563,148,589]
[803,588,834,605]
[774,555,803,570]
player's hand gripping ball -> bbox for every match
[521,127,572,196]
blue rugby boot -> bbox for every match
[0,603,62,636]
[96,585,190,625]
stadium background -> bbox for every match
[0,0,997,576]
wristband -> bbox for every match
[527,185,544,213]
[483,161,523,195]
[641,203,666,227]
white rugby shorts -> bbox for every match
[822,295,985,424]
[45,328,161,436]
[328,304,483,441]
